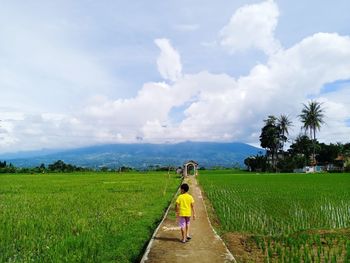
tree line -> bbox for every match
[0,160,92,173]
[0,160,178,173]
[245,100,350,172]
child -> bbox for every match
[175,183,196,243]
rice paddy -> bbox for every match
[199,170,350,262]
[2,169,349,262]
[0,172,180,262]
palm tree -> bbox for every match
[277,114,292,152]
[299,100,325,166]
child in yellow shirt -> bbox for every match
[175,183,196,243]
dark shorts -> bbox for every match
[179,216,191,228]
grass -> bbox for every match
[0,171,180,262]
[199,170,350,262]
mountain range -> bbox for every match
[0,142,264,169]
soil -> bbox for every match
[222,228,350,262]
[222,233,265,263]
[140,176,236,263]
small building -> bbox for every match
[176,167,183,175]
[293,165,324,173]
[183,160,198,177]
[331,155,350,171]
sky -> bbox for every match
[0,0,350,153]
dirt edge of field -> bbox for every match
[198,182,266,262]
[200,183,350,263]
[194,178,237,263]
[198,180,350,263]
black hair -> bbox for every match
[180,183,189,192]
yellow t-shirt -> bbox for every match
[176,193,194,217]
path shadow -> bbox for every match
[153,236,180,243]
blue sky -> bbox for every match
[321,79,350,94]
[0,0,350,152]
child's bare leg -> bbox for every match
[181,227,186,242]
[186,223,190,238]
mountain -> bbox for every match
[0,142,264,169]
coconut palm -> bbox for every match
[278,114,292,137]
[299,100,325,166]
[277,114,292,152]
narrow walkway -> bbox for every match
[141,176,235,263]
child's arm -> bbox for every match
[175,203,179,218]
[191,202,196,220]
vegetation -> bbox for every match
[0,160,93,173]
[0,171,180,262]
[299,101,325,142]
[246,100,350,172]
[0,160,179,174]
[199,170,350,262]
[299,101,325,165]
[277,114,292,152]
[259,116,284,170]
[244,154,269,172]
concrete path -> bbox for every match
[141,176,235,263]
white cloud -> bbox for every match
[2,32,350,152]
[141,33,350,144]
[155,38,182,82]
[219,0,281,55]
[84,30,350,145]
[316,87,350,143]
[1,1,350,153]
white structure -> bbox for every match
[293,166,323,173]
[183,160,198,177]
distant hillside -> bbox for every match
[1,142,264,169]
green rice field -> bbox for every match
[0,172,180,262]
[199,170,350,262]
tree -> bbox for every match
[277,114,292,152]
[343,143,350,171]
[299,100,325,166]
[260,115,283,170]
[316,143,341,165]
[47,160,87,172]
[0,161,7,168]
[289,134,315,167]
[244,154,269,172]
